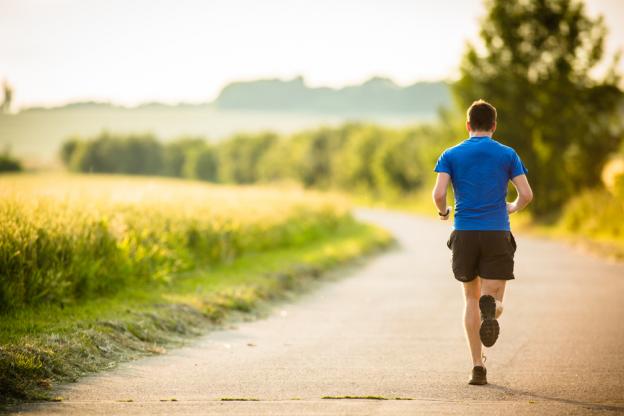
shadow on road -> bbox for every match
[485,383,624,413]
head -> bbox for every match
[466,99,497,134]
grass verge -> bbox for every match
[512,211,624,261]
[0,220,392,406]
[354,189,624,262]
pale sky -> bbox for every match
[0,0,622,108]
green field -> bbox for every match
[0,174,392,403]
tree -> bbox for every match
[217,133,278,183]
[454,0,623,214]
[256,137,294,182]
[183,145,218,181]
[285,127,349,188]
[333,125,383,193]
[64,132,163,175]
[60,138,80,166]
[121,134,163,175]
[371,131,426,196]
[163,138,205,177]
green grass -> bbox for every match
[0,174,352,312]
[513,216,624,261]
[0,174,391,405]
[0,220,392,405]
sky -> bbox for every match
[0,0,622,108]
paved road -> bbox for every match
[11,209,624,415]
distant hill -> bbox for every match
[4,76,449,162]
[18,76,451,116]
[215,76,451,114]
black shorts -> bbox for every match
[446,230,517,282]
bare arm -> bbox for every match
[432,172,451,220]
[507,174,533,214]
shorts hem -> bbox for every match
[454,274,478,283]
[479,274,515,281]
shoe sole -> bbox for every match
[468,379,488,385]
[480,319,499,347]
[479,295,499,347]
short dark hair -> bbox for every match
[467,99,497,131]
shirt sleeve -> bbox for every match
[509,151,528,179]
[434,150,452,176]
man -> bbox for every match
[432,99,533,385]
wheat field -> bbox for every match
[0,174,352,312]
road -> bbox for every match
[10,209,624,415]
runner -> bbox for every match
[432,99,533,385]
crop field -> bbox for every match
[0,174,352,313]
[0,173,392,403]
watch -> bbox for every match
[438,207,450,217]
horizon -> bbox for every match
[1,0,622,109]
[12,76,450,111]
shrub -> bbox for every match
[0,152,22,173]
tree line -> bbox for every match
[60,122,453,199]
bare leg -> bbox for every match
[480,279,506,318]
[462,278,483,367]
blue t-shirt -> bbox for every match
[434,136,528,231]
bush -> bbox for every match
[163,138,205,177]
[65,132,163,175]
[371,131,426,196]
[333,126,384,193]
[560,187,624,240]
[183,145,218,181]
[0,151,22,173]
[217,133,278,183]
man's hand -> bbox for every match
[439,207,451,221]
[432,173,451,218]
[508,175,533,214]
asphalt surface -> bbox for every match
[10,209,624,415]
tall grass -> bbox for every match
[560,187,624,241]
[0,174,351,312]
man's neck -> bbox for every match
[469,131,493,138]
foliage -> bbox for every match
[163,137,205,177]
[217,133,278,183]
[67,132,163,174]
[0,174,352,313]
[454,0,623,214]
[560,186,624,241]
[274,126,349,188]
[60,123,451,198]
[59,139,79,166]
[333,126,382,192]
[183,144,218,181]
[371,127,439,196]
[0,151,22,172]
